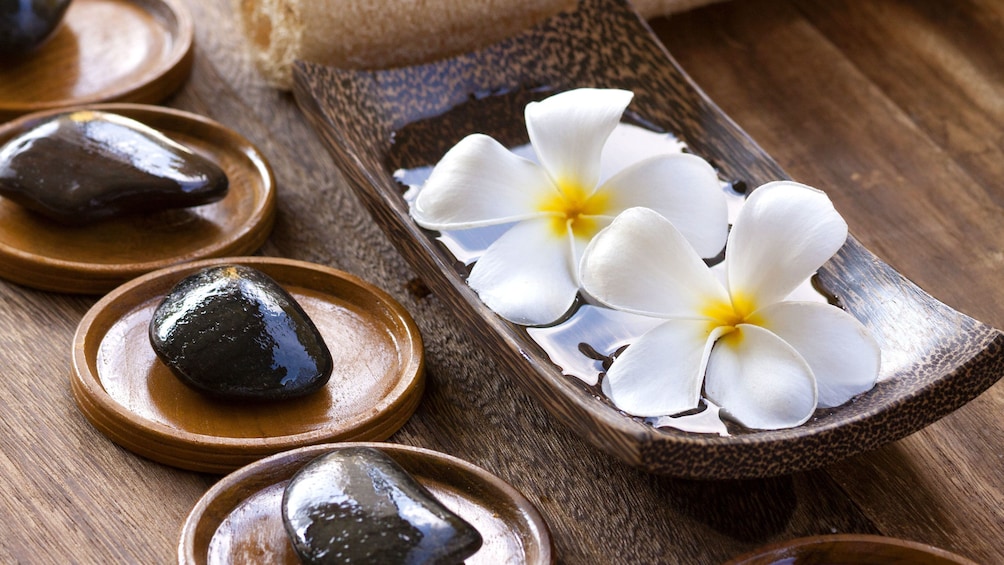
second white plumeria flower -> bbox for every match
[579,181,880,430]
[410,88,728,326]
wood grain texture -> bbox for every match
[0,0,1000,563]
[654,0,1004,562]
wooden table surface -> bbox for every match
[2,0,1002,562]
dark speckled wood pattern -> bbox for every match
[292,0,1004,478]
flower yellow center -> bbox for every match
[702,291,761,338]
[538,180,611,239]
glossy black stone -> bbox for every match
[0,0,71,56]
[282,447,483,565]
[0,110,228,225]
[149,265,332,401]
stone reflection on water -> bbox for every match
[396,123,825,436]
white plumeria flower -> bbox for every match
[579,181,880,430]
[411,88,729,325]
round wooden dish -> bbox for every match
[0,103,276,293]
[178,442,553,565]
[0,0,194,120]
[725,534,978,565]
[70,257,425,473]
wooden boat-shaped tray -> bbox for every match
[291,0,1004,478]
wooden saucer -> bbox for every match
[70,257,425,473]
[178,443,553,565]
[0,103,276,293]
[725,534,978,565]
[0,0,194,120]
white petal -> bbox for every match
[601,319,710,416]
[599,153,729,258]
[569,226,608,285]
[412,133,554,230]
[598,124,688,183]
[525,88,633,192]
[727,181,848,306]
[468,219,577,325]
[755,301,880,407]
[705,324,817,430]
[580,207,728,318]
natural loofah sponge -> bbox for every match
[235,0,725,89]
